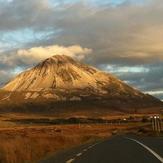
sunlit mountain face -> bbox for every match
[0,0,163,100]
[0,55,162,114]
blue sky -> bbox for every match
[0,0,163,99]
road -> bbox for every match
[41,135,163,163]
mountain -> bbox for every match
[0,55,162,115]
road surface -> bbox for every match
[41,135,163,163]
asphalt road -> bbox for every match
[41,135,163,163]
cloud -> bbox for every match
[0,70,13,86]
[0,45,92,67]
[0,0,53,31]
[50,0,163,66]
[106,63,163,93]
[16,45,92,64]
[1,0,163,66]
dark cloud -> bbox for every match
[0,0,55,31]
[1,1,163,62]
[0,70,14,86]
[106,63,163,99]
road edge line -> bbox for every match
[125,137,163,163]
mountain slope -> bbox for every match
[2,55,135,93]
[0,55,162,114]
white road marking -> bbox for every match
[83,149,87,152]
[66,142,100,163]
[126,137,163,163]
[87,143,99,149]
[66,158,75,163]
[76,152,82,157]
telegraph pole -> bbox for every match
[150,115,162,135]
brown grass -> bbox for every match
[0,123,145,163]
[0,112,155,163]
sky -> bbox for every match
[0,0,163,99]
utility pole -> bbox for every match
[150,115,162,134]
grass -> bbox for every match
[0,113,161,163]
[0,124,149,163]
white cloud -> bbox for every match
[17,45,92,64]
[145,90,163,95]
[2,45,92,66]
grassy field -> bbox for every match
[0,113,161,163]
